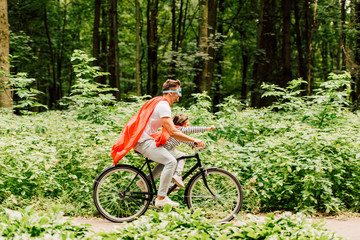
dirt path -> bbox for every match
[74,216,360,239]
[321,217,360,240]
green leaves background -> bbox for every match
[1,90,360,215]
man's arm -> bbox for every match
[161,117,205,147]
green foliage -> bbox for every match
[61,50,116,123]
[309,72,351,128]
[9,31,34,65]
[8,72,48,114]
[262,72,352,128]
[0,110,117,215]
[0,206,339,239]
[1,72,360,217]
[96,209,339,239]
[0,205,91,239]
[261,78,307,112]
[231,212,340,239]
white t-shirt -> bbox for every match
[138,101,171,143]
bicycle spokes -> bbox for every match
[93,165,152,222]
[186,168,243,222]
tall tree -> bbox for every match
[305,0,318,96]
[147,0,159,96]
[340,0,346,70]
[251,0,279,107]
[195,0,217,93]
[108,0,120,100]
[213,0,225,108]
[93,0,101,74]
[170,0,177,77]
[56,0,68,102]
[99,2,108,85]
[294,1,307,82]
[0,0,12,108]
[136,0,141,95]
[44,5,57,108]
[351,0,360,109]
[282,0,292,87]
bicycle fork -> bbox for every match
[199,168,218,199]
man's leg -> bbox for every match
[168,149,186,174]
[134,140,177,198]
[151,149,185,179]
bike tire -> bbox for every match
[184,168,243,222]
[93,164,152,222]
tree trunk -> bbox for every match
[351,0,360,110]
[241,54,249,100]
[136,0,141,96]
[196,0,217,93]
[93,0,101,82]
[0,0,12,108]
[44,6,57,108]
[176,0,184,50]
[170,0,176,76]
[305,0,318,96]
[147,0,159,96]
[321,39,328,80]
[282,0,292,87]
[99,3,108,85]
[57,0,67,103]
[251,0,278,107]
[294,1,306,82]
[207,0,216,91]
[108,0,120,100]
[340,0,346,70]
[213,0,224,109]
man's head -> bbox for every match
[162,79,181,104]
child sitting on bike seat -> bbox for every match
[152,114,216,188]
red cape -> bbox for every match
[111,96,170,165]
[151,125,181,147]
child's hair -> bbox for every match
[173,114,189,126]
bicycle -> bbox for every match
[93,148,243,223]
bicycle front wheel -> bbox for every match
[185,168,243,222]
[93,164,152,222]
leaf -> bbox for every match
[163,204,172,213]
[191,208,203,218]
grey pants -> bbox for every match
[134,140,185,196]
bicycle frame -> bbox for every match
[131,151,216,198]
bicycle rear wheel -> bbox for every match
[185,168,243,222]
[93,164,152,222]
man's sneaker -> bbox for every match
[136,179,146,192]
[154,196,180,208]
[172,174,185,188]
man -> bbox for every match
[111,79,204,207]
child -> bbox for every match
[153,114,215,188]
[136,115,215,190]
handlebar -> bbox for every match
[193,142,204,154]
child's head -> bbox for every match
[173,114,189,127]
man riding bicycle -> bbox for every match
[111,79,205,207]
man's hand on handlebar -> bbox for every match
[194,139,205,148]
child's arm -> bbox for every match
[179,126,216,134]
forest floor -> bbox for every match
[74,214,360,239]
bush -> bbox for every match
[0,206,340,240]
[96,207,340,239]
[0,205,91,239]
[0,71,359,216]
[61,50,117,124]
